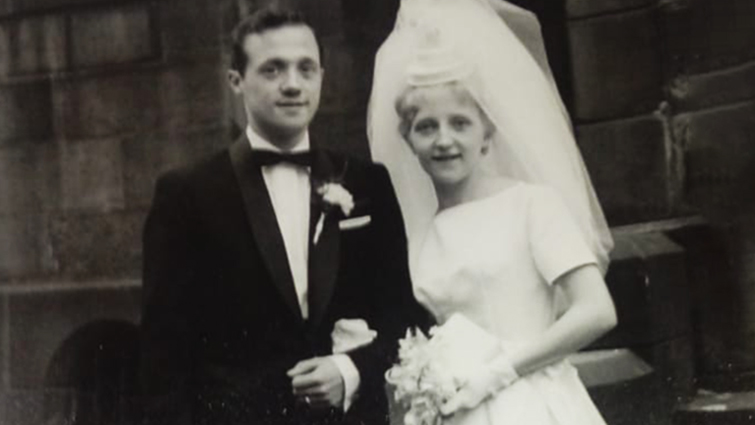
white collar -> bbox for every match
[246,126,310,153]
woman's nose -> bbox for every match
[434,126,454,148]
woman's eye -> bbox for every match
[450,117,471,130]
[414,120,437,135]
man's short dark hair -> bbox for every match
[230,7,322,75]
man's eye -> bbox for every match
[260,66,280,77]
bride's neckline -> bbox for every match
[435,180,524,217]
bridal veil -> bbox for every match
[367,0,613,273]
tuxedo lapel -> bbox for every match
[228,137,303,322]
[307,148,342,328]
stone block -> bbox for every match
[1,294,8,389]
[670,60,755,113]
[160,63,226,130]
[566,0,654,19]
[159,0,223,59]
[0,80,53,144]
[0,14,66,76]
[59,138,125,212]
[6,283,140,389]
[47,211,144,279]
[53,68,162,139]
[568,8,663,121]
[0,216,56,279]
[589,336,694,425]
[122,126,230,208]
[576,114,672,224]
[663,0,755,75]
[675,101,755,216]
[595,231,690,348]
[70,4,157,69]
[0,145,60,214]
[11,0,111,14]
[670,223,755,377]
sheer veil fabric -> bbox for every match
[367,0,613,273]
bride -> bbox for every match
[368,0,617,424]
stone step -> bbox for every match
[674,390,755,425]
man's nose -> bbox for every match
[281,69,302,94]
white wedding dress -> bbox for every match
[411,183,608,425]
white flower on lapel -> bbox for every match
[318,183,354,216]
[332,318,378,354]
[313,183,354,245]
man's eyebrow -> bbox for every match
[259,58,287,67]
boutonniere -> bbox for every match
[313,182,354,245]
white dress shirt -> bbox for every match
[246,127,360,410]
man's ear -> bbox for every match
[227,69,243,94]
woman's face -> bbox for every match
[406,85,490,187]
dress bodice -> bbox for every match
[411,183,596,342]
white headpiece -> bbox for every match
[368,0,613,273]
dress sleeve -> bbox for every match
[527,185,598,285]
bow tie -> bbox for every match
[251,149,313,167]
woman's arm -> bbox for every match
[441,263,616,415]
[509,263,617,376]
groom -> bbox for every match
[139,7,423,425]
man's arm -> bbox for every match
[347,164,431,394]
[140,173,196,425]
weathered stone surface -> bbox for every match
[566,0,654,19]
[1,294,8,389]
[0,216,56,279]
[6,283,140,388]
[0,80,53,144]
[590,336,694,425]
[159,0,223,59]
[569,8,663,121]
[48,211,143,279]
[663,0,755,75]
[669,222,755,378]
[10,0,111,14]
[0,145,59,214]
[675,101,755,216]
[595,231,690,348]
[59,138,125,212]
[70,4,156,69]
[160,63,226,131]
[576,114,672,224]
[122,126,230,207]
[53,69,162,139]
[670,60,755,113]
[0,14,66,76]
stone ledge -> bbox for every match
[674,390,755,425]
[670,60,755,113]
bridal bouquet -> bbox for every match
[386,314,503,425]
[385,328,455,425]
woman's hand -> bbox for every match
[440,356,519,416]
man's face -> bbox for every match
[229,25,323,149]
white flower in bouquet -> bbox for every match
[386,328,457,425]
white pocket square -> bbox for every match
[339,215,371,230]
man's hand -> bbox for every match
[287,357,345,410]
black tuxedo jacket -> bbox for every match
[140,135,426,425]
